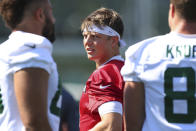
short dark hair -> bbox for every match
[170,0,196,22]
[0,0,45,29]
[81,7,124,38]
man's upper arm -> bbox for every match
[14,67,51,130]
[123,81,145,131]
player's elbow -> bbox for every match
[125,117,145,131]
[22,117,51,130]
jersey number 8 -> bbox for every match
[0,88,3,114]
[164,67,195,123]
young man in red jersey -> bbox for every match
[79,7,126,131]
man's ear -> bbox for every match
[170,4,175,18]
[111,36,119,47]
[34,8,45,23]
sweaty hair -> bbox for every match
[81,7,124,38]
[170,0,196,22]
[0,0,46,29]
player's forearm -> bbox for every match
[124,121,144,131]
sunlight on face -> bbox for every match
[82,31,113,65]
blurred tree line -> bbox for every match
[52,0,126,38]
[0,0,170,42]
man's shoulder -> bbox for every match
[105,59,124,67]
[129,35,163,49]
[98,60,124,74]
[125,34,168,57]
[90,61,123,84]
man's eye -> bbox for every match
[83,35,87,38]
[93,35,100,38]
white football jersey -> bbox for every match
[121,32,196,131]
[0,31,61,131]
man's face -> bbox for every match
[82,31,113,65]
[42,1,56,43]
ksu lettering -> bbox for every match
[166,45,196,58]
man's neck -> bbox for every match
[14,18,43,36]
[172,20,196,34]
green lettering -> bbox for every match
[176,46,182,57]
[184,45,191,58]
[167,45,174,58]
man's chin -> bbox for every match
[87,55,95,61]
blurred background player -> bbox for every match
[121,0,196,130]
[59,87,79,131]
[0,0,61,130]
[79,7,126,131]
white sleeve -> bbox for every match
[10,47,53,74]
[121,43,143,82]
[98,101,122,117]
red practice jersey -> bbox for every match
[79,59,124,131]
